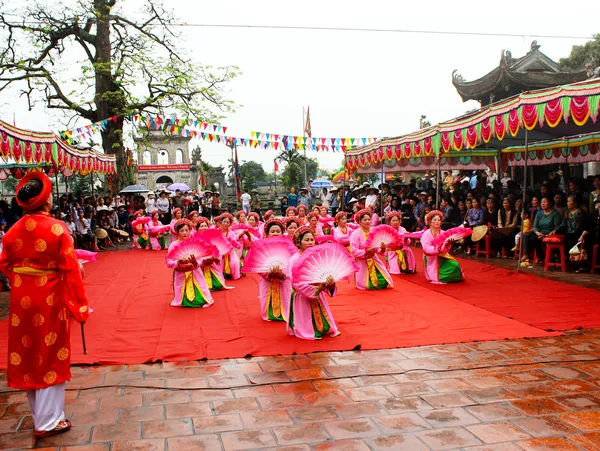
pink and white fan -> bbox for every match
[167,234,218,262]
[431,226,473,247]
[75,249,97,264]
[365,225,402,249]
[292,242,358,285]
[231,223,260,238]
[399,228,427,240]
[243,236,297,273]
[196,228,233,256]
[148,224,171,237]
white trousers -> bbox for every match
[26,383,66,432]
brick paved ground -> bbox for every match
[2,329,600,450]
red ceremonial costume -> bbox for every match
[0,172,89,437]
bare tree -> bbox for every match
[0,0,239,189]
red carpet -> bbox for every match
[2,248,598,368]
[407,248,600,331]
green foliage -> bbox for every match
[0,0,240,191]
[69,174,92,197]
[239,161,266,190]
[1,177,18,194]
[560,33,600,69]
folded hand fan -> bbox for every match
[243,236,297,273]
[292,242,358,285]
[315,235,335,244]
[365,225,401,249]
[167,234,218,261]
[132,216,151,229]
[399,228,427,239]
[431,226,473,247]
[231,223,260,238]
[75,249,97,264]
[196,228,233,256]
[347,223,359,230]
[148,224,171,237]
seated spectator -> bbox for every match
[521,196,561,264]
[579,196,600,272]
[550,194,586,259]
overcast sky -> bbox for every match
[2,0,598,174]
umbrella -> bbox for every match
[167,182,191,192]
[120,184,148,193]
[310,178,334,189]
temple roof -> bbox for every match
[452,41,587,106]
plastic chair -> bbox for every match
[544,242,566,272]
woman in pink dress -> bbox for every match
[169,208,184,241]
[318,206,334,235]
[166,220,214,308]
[284,216,302,236]
[235,210,248,224]
[349,209,394,290]
[217,213,242,280]
[286,226,340,340]
[257,218,292,322]
[386,212,416,274]
[421,210,464,284]
[307,212,324,237]
[195,218,229,291]
[296,205,308,225]
[131,210,151,249]
[148,210,168,250]
[333,211,357,251]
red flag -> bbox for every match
[304,106,312,138]
[200,172,206,189]
[274,159,279,172]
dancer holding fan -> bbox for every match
[386,212,417,275]
[148,210,170,251]
[287,226,357,340]
[349,209,394,290]
[244,218,295,322]
[421,210,467,284]
[218,213,243,279]
[169,208,184,240]
[132,210,151,249]
[166,219,216,308]
[194,227,230,291]
[284,216,302,236]
[333,211,357,251]
[307,212,324,237]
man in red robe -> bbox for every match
[0,171,89,438]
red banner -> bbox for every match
[138,164,190,171]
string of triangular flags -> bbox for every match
[60,116,118,142]
[61,114,381,153]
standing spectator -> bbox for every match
[330,188,339,215]
[241,188,252,215]
[211,192,221,218]
[501,170,512,192]
[320,188,332,208]
[156,191,171,225]
[145,193,156,215]
[251,190,261,215]
[287,187,298,208]
[443,172,454,191]
[172,190,184,212]
[298,188,309,207]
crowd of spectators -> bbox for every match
[333,170,600,272]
